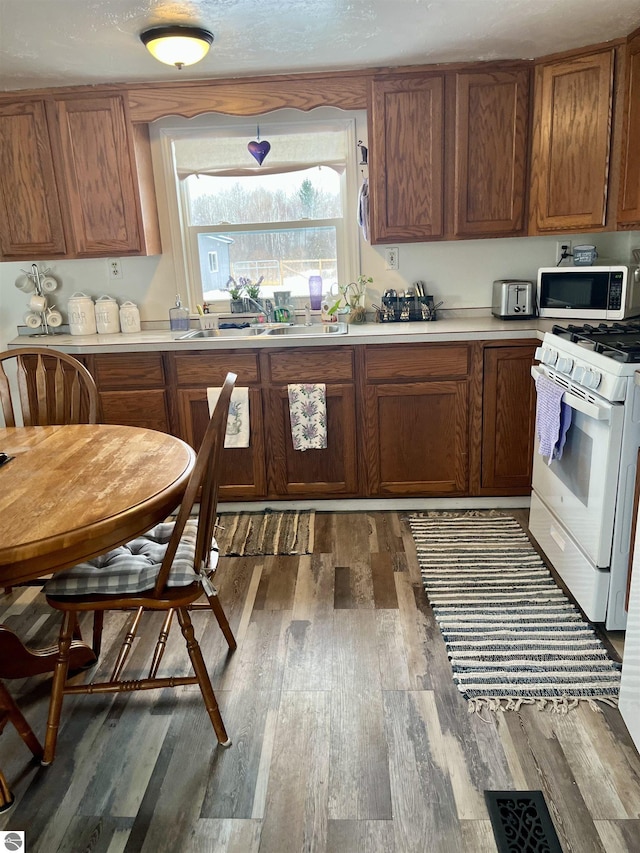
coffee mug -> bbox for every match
[47,309,63,327]
[15,274,35,293]
[24,311,42,328]
[29,294,47,312]
[40,275,59,293]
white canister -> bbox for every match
[94,295,120,334]
[119,300,141,334]
[67,292,97,336]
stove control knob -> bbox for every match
[583,370,602,390]
[571,365,585,383]
[538,347,558,366]
[556,356,574,374]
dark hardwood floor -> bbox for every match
[1,511,639,852]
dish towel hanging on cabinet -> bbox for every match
[535,374,572,464]
[288,384,327,451]
[207,386,250,448]
[357,177,370,242]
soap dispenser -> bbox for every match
[169,294,189,331]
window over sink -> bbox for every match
[151,109,361,311]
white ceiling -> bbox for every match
[1,0,639,93]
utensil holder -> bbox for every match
[376,295,437,322]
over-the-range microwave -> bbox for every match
[537,265,640,321]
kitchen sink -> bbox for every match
[176,326,269,340]
[177,322,348,340]
[265,323,348,336]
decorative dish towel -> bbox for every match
[288,384,327,451]
[357,177,370,242]
[535,374,572,464]
[207,386,250,448]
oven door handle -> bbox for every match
[531,365,612,422]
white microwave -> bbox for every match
[537,265,640,321]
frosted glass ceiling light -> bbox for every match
[140,26,214,70]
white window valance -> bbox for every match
[172,128,348,179]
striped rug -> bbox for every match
[215,510,314,556]
[409,512,621,713]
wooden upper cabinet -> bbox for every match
[618,30,640,229]
[0,94,160,261]
[529,48,615,234]
[450,68,530,237]
[369,74,445,243]
[49,95,158,257]
[0,101,67,259]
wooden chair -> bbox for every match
[41,372,237,765]
[1,348,100,596]
[0,347,99,427]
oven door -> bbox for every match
[531,365,624,567]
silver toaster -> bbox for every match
[491,280,534,319]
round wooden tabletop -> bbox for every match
[0,424,196,586]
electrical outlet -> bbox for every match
[108,258,123,280]
[385,247,399,271]
[556,241,572,265]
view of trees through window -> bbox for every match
[187,167,343,299]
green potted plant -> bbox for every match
[329,275,372,323]
[225,276,246,313]
[243,276,265,311]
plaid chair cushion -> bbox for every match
[45,519,218,597]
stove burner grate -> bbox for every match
[551,323,640,362]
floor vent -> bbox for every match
[484,790,563,853]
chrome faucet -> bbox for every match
[244,296,274,323]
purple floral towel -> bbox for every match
[288,384,327,451]
[535,374,572,464]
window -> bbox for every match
[152,109,361,309]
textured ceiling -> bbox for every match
[1,0,639,92]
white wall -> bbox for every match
[1,229,638,350]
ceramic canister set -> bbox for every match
[67,293,141,335]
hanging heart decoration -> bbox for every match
[248,139,271,166]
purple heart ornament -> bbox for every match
[248,139,271,166]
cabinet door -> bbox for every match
[618,31,640,228]
[176,387,267,500]
[480,343,537,493]
[451,68,529,237]
[529,49,614,233]
[88,352,171,433]
[0,101,67,260]
[265,384,358,498]
[365,380,468,496]
[99,390,170,433]
[49,95,144,256]
[369,74,445,243]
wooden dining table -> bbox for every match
[0,422,196,812]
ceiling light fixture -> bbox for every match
[140,25,214,70]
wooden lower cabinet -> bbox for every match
[265,384,358,497]
[176,387,267,500]
[364,343,471,496]
[366,379,469,495]
[474,340,537,494]
[262,348,359,498]
[171,350,266,500]
[84,338,537,501]
[87,352,170,433]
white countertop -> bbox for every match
[9,316,550,353]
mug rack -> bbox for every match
[375,294,438,323]
[18,263,60,335]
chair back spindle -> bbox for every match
[152,372,236,597]
[0,348,99,427]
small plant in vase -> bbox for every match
[226,277,246,313]
[243,276,264,302]
[329,275,372,323]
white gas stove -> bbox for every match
[530,323,640,630]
